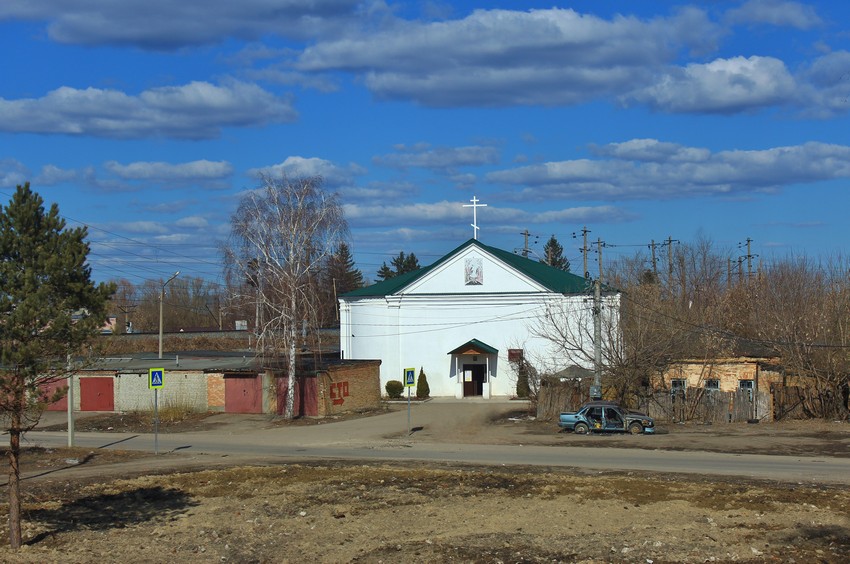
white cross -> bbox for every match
[463,195,487,240]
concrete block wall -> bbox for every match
[115,371,208,411]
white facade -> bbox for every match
[340,240,617,399]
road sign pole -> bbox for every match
[403,367,415,436]
[154,388,159,455]
[149,368,164,455]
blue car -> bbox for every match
[559,401,655,435]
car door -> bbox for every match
[586,406,604,430]
[603,407,625,431]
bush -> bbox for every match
[416,367,430,399]
[385,380,404,399]
[516,366,530,398]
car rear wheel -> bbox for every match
[574,422,589,435]
[628,422,643,435]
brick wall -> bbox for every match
[659,358,782,393]
[207,374,225,411]
[317,360,381,417]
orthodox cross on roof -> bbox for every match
[463,195,487,240]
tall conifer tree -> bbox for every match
[0,183,113,548]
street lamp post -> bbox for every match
[158,271,180,360]
[156,271,178,455]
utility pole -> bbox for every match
[117,304,135,334]
[727,257,732,288]
[520,229,531,258]
[650,239,658,280]
[592,278,602,400]
[596,238,604,283]
[667,236,674,284]
[573,226,590,279]
[66,354,74,447]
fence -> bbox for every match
[537,378,773,423]
[536,377,590,421]
[642,389,771,423]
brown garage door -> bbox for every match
[225,375,263,413]
[276,375,317,417]
[80,377,114,411]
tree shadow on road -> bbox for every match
[24,485,199,545]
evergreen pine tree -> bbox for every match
[376,251,421,280]
[0,183,114,548]
[540,235,570,271]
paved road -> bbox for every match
[24,399,850,485]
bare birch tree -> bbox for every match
[222,176,348,418]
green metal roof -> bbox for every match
[343,239,594,297]
[447,338,499,356]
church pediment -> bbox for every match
[342,239,593,298]
[403,242,548,295]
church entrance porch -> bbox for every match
[448,338,498,399]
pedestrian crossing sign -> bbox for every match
[404,367,416,387]
[149,368,164,389]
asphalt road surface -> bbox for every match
[23,399,850,485]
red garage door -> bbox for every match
[80,377,114,411]
[40,379,69,411]
[225,375,263,413]
[276,375,318,417]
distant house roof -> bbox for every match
[79,351,364,374]
[344,239,594,297]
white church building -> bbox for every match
[339,238,619,399]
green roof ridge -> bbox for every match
[343,239,595,297]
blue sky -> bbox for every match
[1,0,849,285]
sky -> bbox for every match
[1,0,849,287]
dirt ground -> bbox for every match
[1,411,849,562]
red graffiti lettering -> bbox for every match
[331,381,350,406]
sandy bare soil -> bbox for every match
[0,459,848,563]
[1,409,848,561]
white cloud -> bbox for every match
[248,156,366,188]
[725,0,822,30]
[487,140,850,201]
[589,139,711,163]
[626,56,798,114]
[35,164,79,185]
[104,160,233,181]
[536,206,635,223]
[121,221,170,235]
[0,0,361,49]
[344,200,466,227]
[373,144,500,170]
[175,216,209,228]
[798,51,850,118]
[297,7,720,107]
[344,199,631,228]
[0,80,297,139]
[0,159,29,187]
[338,181,418,202]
